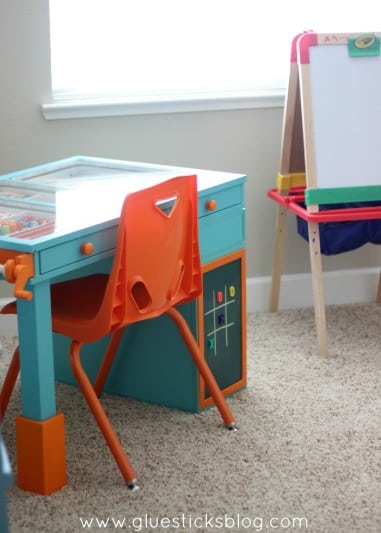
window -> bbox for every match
[45,0,379,118]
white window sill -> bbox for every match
[41,90,285,120]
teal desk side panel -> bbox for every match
[53,302,200,412]
[104,304,199,412]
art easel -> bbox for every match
[268,31,381,356]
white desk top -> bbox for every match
[0,156,246,244]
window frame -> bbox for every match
[44,0,378,120]
[41,90,285,120]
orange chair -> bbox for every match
[0,175,236,489]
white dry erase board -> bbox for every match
[296,32,381,205]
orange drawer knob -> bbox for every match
[80,242,94,255]
[205,199,217,211]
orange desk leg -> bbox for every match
[15,413,67,495]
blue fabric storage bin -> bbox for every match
[296,202,381,255]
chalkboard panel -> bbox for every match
[202,257,243,397]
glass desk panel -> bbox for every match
[0,156,245,246]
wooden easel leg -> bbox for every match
[308,221,328,356]
[376,268,381,304]
[269,204,288,312]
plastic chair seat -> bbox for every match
[1,274,108,325]
[51,274,111,341]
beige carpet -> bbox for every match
[1,304,380,533]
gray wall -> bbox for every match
[1,0,379,299]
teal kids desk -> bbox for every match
[0,156,247,494]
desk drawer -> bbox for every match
[199,204,245,263]
[198,183,244,217]
[198,181,245,263]
[38,226,116,274]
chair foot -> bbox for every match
[226,422,238,432]
[127,479,139,491]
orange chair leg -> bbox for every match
[165,307,236,429]
[93,328,125,397]
[0,347,20,421]
[69,340,138,489]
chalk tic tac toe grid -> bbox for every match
[201,255,245,402]
[204,285,236,357]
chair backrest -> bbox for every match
[97,174,202,331]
